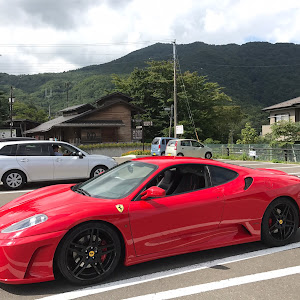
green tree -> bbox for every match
[112,60,235,142]
[269,121,300,147]
[13,101,48,123]
[0,90,9,126]
[236,122,260,144]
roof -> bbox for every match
[262,96,300,111]
[94,92,135,105]
[59,103,94,114]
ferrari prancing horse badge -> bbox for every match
[116,204,124,213]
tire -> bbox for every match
[177,153,184,156]
[161,152,165,156]
[261,198,299,247]
[57,222,121,285]
[205,152,212,159]
[90,165,108,178]
[2,170,26,190]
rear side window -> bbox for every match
[208,165,238,186]
[0,144,17,156]
[17,144,51,156]
[151,138,160,145]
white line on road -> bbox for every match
[0,189,33,195]
[37,241,300,300]
[124,265,300,300]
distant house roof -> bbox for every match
[263,96,300,111]
[95,92,135,106]
[25,93,144,134]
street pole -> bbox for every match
[173,40,177,138]
[10,86,13,137]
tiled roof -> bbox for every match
[263,96,300,111]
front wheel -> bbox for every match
[2,170,26,190]
[261,198,299,247]
[90,165,108,178]
[205,152,212,159]
[57,222,121,285]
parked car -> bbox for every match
[151,137,175,156]
[166,139,213,158]
[0,156,299,285]
[0,140,117,189]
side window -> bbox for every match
[0,144,17,156]
[145,164,207,197]
[181,140,191,147]
[162,139,166,146]
[208,165,238,186]
[17,144,51,156]
[191,141,203,147]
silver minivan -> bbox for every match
[151,137,175,156]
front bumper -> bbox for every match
[0,230,67,284]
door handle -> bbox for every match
[56,158,62,162]
[20,158,29,162]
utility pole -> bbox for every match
[173,40,177,138]
[9,86,14,137]
[65,82,70,107]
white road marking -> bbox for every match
[0,189,33,195]
[37,241,300,300]
[124,265,300,300]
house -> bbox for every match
[25,92,144,144]
[0,119,40,138]
[262,96,300,135]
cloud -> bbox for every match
[1,0,300,74]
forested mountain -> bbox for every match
[1,41,300,120]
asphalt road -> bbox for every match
[0,160,300,300]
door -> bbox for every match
[179,140,192,156]
[129,164,225,256]
[52,143,89,179]
[16,143,54,181]
[191,140,205,157]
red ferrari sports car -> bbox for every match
[0,157,299,285]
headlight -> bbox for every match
[1,214,48,233]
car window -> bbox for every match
[144,164,207,197]
[181,140,191,147]
[17,143,51,156]
[0,144,17,156]
[167,140,176,147]
[77,161,157,199]
[52,143,79,156]
[151,138,160,145]
[208,165,238,186]
[191,141,203,147]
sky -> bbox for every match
[1,0,300,75]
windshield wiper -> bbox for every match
[74,188,91,197]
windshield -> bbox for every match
[74,161,157,199]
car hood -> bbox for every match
[0,184,119,236]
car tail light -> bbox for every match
[159,144,161,149]
[174,141,178,150]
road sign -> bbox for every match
[176,125,184,134]
[143,121,153,126]
[132,129,143,140]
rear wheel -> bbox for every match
[57,222,121,285]
[2,170,26,190]
[261,198,299,247]
[161,151,165,156]
[90,165,108,178]
[177,153,184,156]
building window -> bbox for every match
[275,114,289,122]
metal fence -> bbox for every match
[207,144,300,163]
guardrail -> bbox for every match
[207,144,300,162]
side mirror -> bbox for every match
[78,151,84,159]
[140,186,166,200]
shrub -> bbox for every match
[122,150,151,156]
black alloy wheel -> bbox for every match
[57,222,121,285]
[261,198,299,247]
[205,152,212,159]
